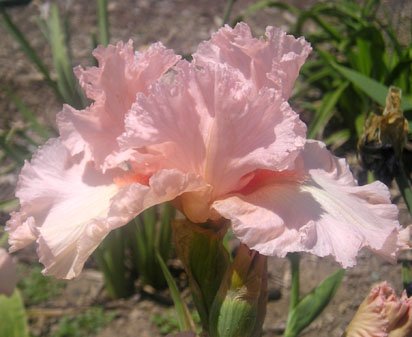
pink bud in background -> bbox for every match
[345,282,412,337]
[0,248,17,297]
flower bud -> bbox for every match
[209,244,267,337]
[344,282,412,337]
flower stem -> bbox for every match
[395,164,412,214]
[288,253,300,311]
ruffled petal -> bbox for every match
[108,169,206,224]
[193,23,311,99]
[6,139,120,278]
[213,141,401,267]
[58,41,180,170]
[6,212,36,252]
[121,61,306,198]
[7,139,205,278]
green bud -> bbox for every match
[173,219,231,332]
[209,244,267,337]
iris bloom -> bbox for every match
[7,23,408,279]
[345,282,412,337]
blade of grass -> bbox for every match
[0,199,18,214]
[0,133,27,164]
[4,88,51,138]
[46,3,84,108]
[156,251,196,332]
[0,232,8,247]
[308,81,349,139]
[385,59,412,86]
[141,206,158,286]
[0,8,61,100]
[234,0,298,23]
[323,129,350,150]
[157,203,175,260]
[222,0,236,25]
[129,217,147,279]
[94,228,134,298]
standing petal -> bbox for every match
[193,23,311,99]
[58,41,180,170]
[213,141,402,267]
[121,61,306,200]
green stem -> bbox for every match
[97,0,109,46]
[222,0,236,25]
[402,260,412,291]
[288,253,300,311]
[395,164,412,214]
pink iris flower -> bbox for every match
[6,23,408,279]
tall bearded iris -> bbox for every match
[6,23,408,279]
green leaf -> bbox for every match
[94,226,134,299]
[157,203,175,260]
[332,63,412,111]
[156,251,196,333]
[4,89,51,139]
[222,0,235,25]
[0,290,29,337]
[323,129,350,149]
[128,205,174,289]
[284,269,344,337]
[0,198,18,213]
[46,3,85,108]
[308,81,349,139]
[233,0,298,24]
[385,59,412,87]
[0,8,61,99]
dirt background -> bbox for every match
[1,1,412,336]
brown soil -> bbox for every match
[1,1,411,337]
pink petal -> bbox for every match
[7,139,204,278]
[7,212,36,252]
[345,282,411,337]
[193,22,311,99]
[213,141,401,267]
[109,169,206,225]
[7,139,120,278]
[0,248,17,297]
[121,61,306,199]
[58,41,180,170]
